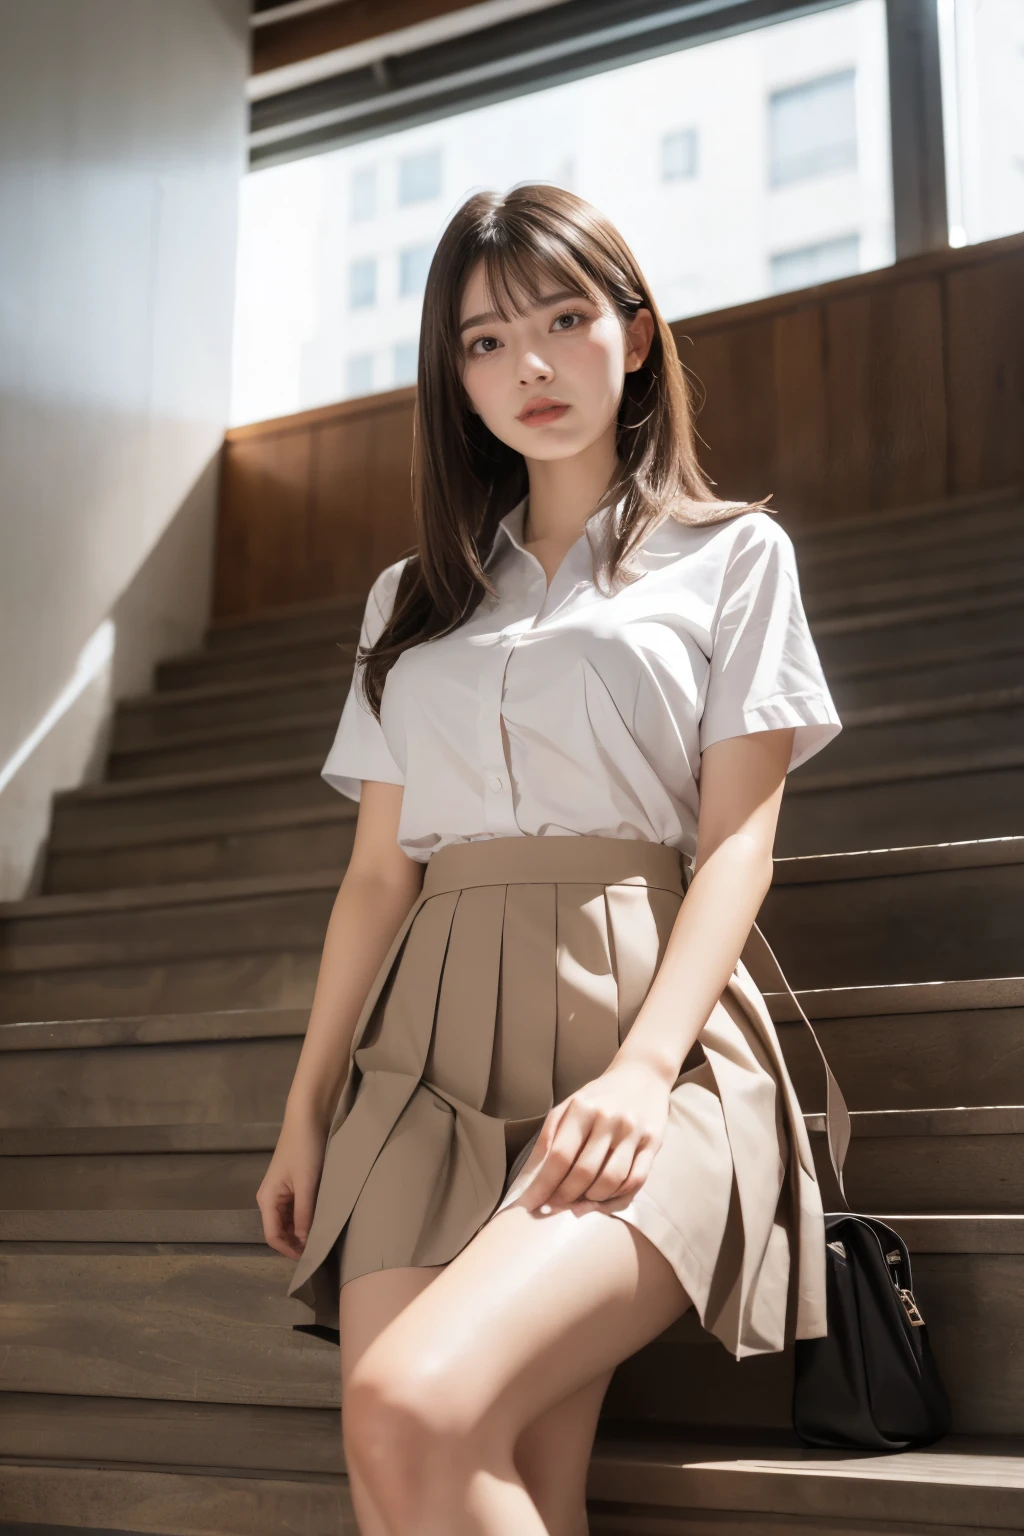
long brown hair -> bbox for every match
[361,182,766,716]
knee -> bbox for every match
[343,1353,482,1517]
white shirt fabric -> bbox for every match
[322,496,842,872]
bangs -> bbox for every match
[474,225,605,325]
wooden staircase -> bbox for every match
[2,486,1023,1534]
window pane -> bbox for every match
[398,149,443,204]
[351,167,376,221]
[769,70,858,185]
[346,353,374,395]
[661,128,699,180]
[393,340,419,385]
[771,233,861,292]
[231,0,892,425]
[399,243,434,297]
[939,0,1024,245]
[349,258,376,308]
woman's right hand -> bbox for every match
[257,1112,329,1260]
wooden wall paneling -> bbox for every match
[681,317,778,505]
[309,412,378,600]
[770,304,829,527]
[821,292,875,520]
[215,430,314,616]
[369,396,418,578]
[863,273,947,511]
[944,251,1024,496]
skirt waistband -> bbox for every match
[421,835,687,900]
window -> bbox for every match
[351,167,376,221]
[770,70,858,185]
[399,149,443,204]
[661,128,699,180]
[399,244,434,297]
[770,233,861,292]
[346,353,374,395]
[393,340,419,385]
[939,0,1024,246]
[349,257,376,308]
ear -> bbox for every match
[624,306,655,373]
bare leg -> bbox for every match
[339,1264,617,1536]
[343,1202,691,1535]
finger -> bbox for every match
[545,1128,615,1206]
[584,1137,645,1203]
[292,1182,317,1251]
[519,1105,594,1210]
[598,1139,659,1203]
[264,1185,303,1259]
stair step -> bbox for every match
[205,591,365,652]
[50,757,332,846]
[761,836,1024,988]
[0,980,1018,1137]
[772,976,1024,1111]
[2,1105,1015,1214]
[156,631,358,691]
[794,485,1022,553]
[0,1228,1020,1437]
[828,640,1024,710]
[802,560,1024,622]
[108,711,339,780]
[812,586,1023,670]
[114,664,353,747]
[43,803,355,894]
[778,747,1024,855]
[104,684,1024,787]
[824,687,1024,772]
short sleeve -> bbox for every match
[699,515,842,773]
[321,560,409,801]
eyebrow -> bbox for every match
[458,289,586,335]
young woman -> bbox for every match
[258,182,842,1536]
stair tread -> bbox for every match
[1,1207,1022,1254]
[49,800,354,857]
[772,834,1024,882]
[794,484,1023,545]
[120,661,353,713]
[3,1104,1020,1157]
[53,754,326,805]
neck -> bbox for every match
[522,423,620,548]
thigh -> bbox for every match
[347,1201,691,1442]
[339,1264,447,1387]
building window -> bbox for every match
[398,148,443,204]
[345,353,374,395]
[399,243,434,297]
[349,257,376,308]
[770,233,861,293]
[393,340,419,385]
[769,70,858,185]
[351,167,376,221]
[661,128,699,181]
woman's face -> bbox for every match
[457,258,654,463]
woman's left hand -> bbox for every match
[512,1059,673,1213]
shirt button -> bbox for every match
[488,775,503,792]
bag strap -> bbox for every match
[745,920,852,1211]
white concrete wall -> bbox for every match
[0,0,249,898]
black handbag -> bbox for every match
[747,922,953,1452]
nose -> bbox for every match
[518,349,554,385]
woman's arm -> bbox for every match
[511,726,795,1212]
[257,781,423,1258]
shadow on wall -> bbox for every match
[0,452,222,901]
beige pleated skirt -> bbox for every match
[286,835,828,1360]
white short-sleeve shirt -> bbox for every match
[322,495,842,870]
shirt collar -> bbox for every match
[483,492,625,569]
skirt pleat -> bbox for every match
[286,836,827,1359]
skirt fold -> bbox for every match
[285,835,827,1359]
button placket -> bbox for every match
[477,581,541,833]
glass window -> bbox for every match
[351,166,376,221]
[939,0,1024,246]
[231,1,892,425]
[769,70,858,185]
[661,128,699,180]
[346,353,375,395]
[399,244,434,297]
[393,340,419,386]
[349,258,376,309]
[398,149,443,204]
[771,233,861,292]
